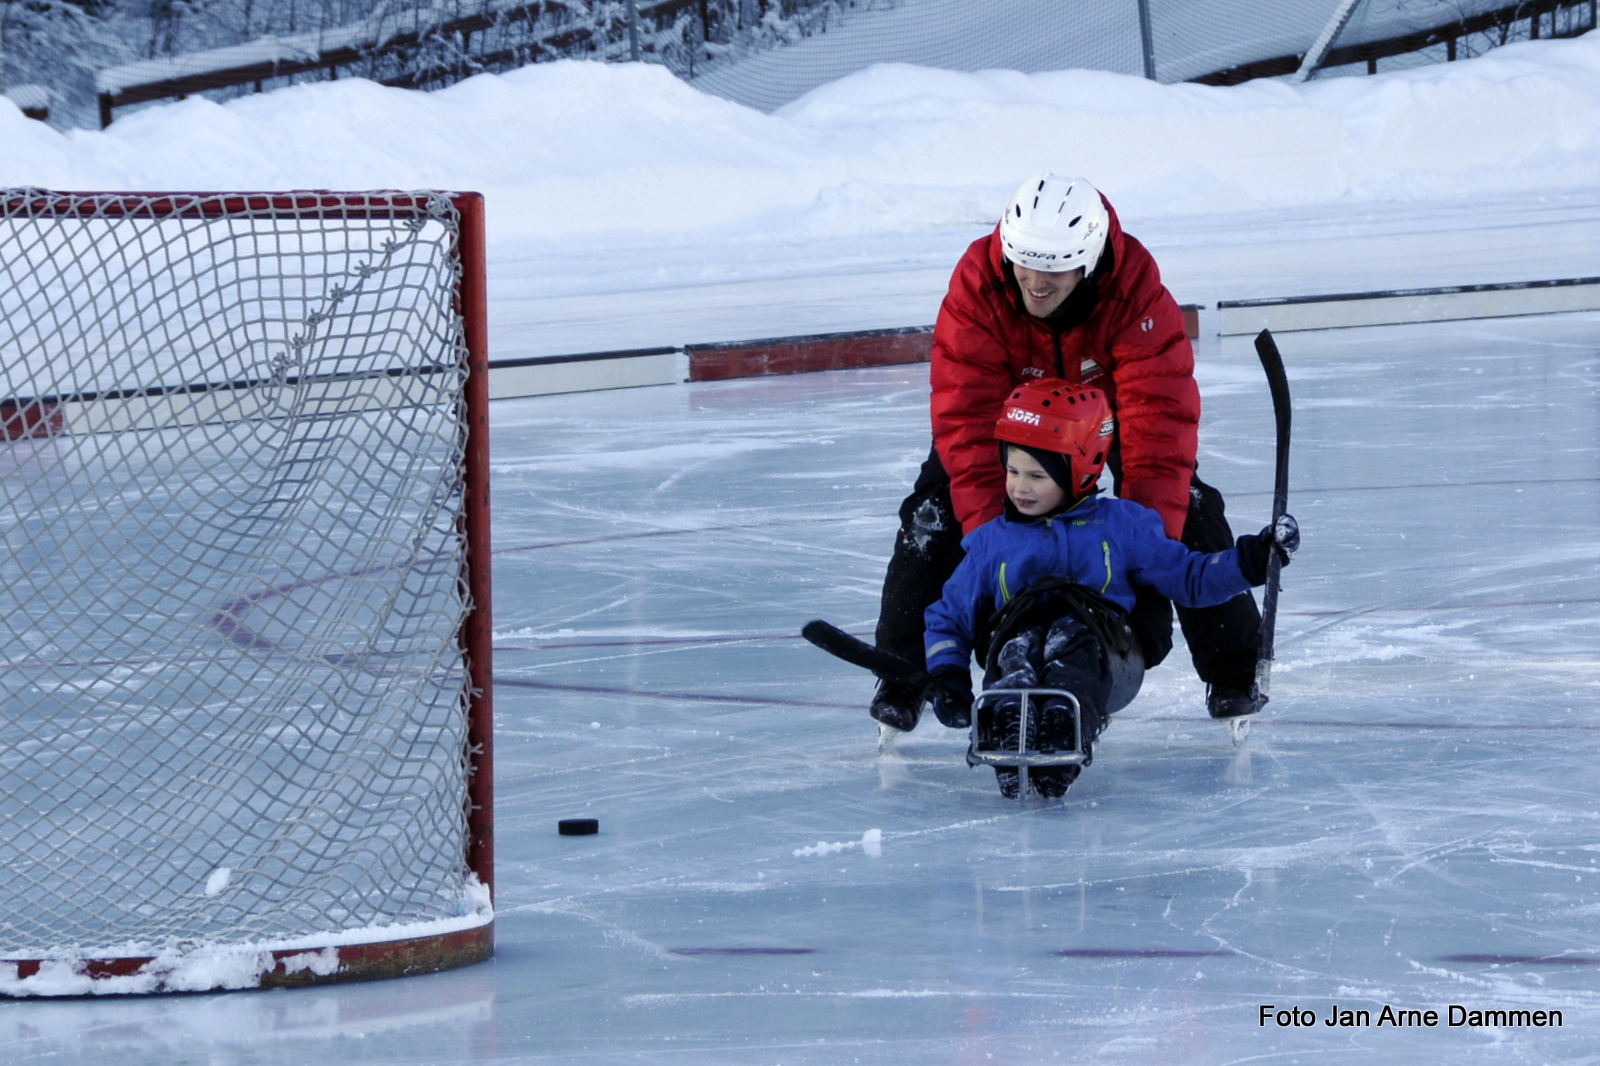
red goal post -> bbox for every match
[0,189,492,995]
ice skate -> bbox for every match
[869,679,924,733]
[876,720,903,753]
[1207,680,1264,746]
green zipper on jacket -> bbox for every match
[999,561,1011,603]
[1101,540,1112,593]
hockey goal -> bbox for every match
[0,190,492,996]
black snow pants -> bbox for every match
[874,445,1262,691]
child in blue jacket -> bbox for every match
[922,379,1298,798]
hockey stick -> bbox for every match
[1253,328,1292,700]
[800,619,954,700]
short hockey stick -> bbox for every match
[1253,328,1292,699]
[800,619,955,701]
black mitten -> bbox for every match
[928,667,974,729]
[1236,514,1300,586]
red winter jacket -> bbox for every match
[930,200,1199,539]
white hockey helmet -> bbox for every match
[999,173,1109,274]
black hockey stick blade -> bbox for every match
[800,619,948,697]
[1252,329,1292,692]
[1254,329,1292,525]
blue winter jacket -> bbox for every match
[924,493,1254,673]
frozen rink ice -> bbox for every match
[6,311,1600,1063]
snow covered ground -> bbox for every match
[2,27,1600,1064]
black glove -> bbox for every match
[928,667,974,729]
[1236,513,1300,586]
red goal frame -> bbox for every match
[0,190,494,994]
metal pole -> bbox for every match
[1293,0,1364,83]
[453,192,495,903]
[1136,0,1156,80]
[627,0,640,61]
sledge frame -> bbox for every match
[967,687,1087,797]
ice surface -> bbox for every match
[7,310,1598,1061]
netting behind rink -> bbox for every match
[1315,0,1596,77]
[0,191,481,961]
[677,0,1597,111]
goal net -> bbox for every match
[0,190,493,996]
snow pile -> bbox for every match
[0,874,493,997]
[203,867,232,897]
[794,828,883,857]
[1,32,1597,253]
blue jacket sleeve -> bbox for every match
[923,532,993,673]
[1120,505,1254,609]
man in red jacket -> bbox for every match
[871,172,1264,732]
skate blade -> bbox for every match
[1226,717,1251,746]
[877,722,903,753]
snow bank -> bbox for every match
[775,34,1600,221]
[2,33,1598,248]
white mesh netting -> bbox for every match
[1319,0,1596,77]
[0,191,481,959]
[677,0,1596,110]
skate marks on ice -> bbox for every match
[15,315,1600,1062]
[484,330,1600,1055]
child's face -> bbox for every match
[1004,447,1066,516]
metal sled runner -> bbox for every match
[967,687,1087,796]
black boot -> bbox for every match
[1033,616,1112,799]
[1029,763,1080,799]
[1206,681,1267,719]
[986,629,1042,797]
[994,627,1041,689]
[1177,473,1266,720]
[1030,695,1089,799]
[870,679,924,732]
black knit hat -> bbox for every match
[999,442,1075,496]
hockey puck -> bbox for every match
[558,818,599,836]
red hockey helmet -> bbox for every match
[994,380,1115,495]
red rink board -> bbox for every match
[684,307,1200,383]
[687,325,933,382]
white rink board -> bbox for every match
[486,351,685,399]
[1218,277,1600,335]
[42,356,683,434]
[54,370,446,434]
